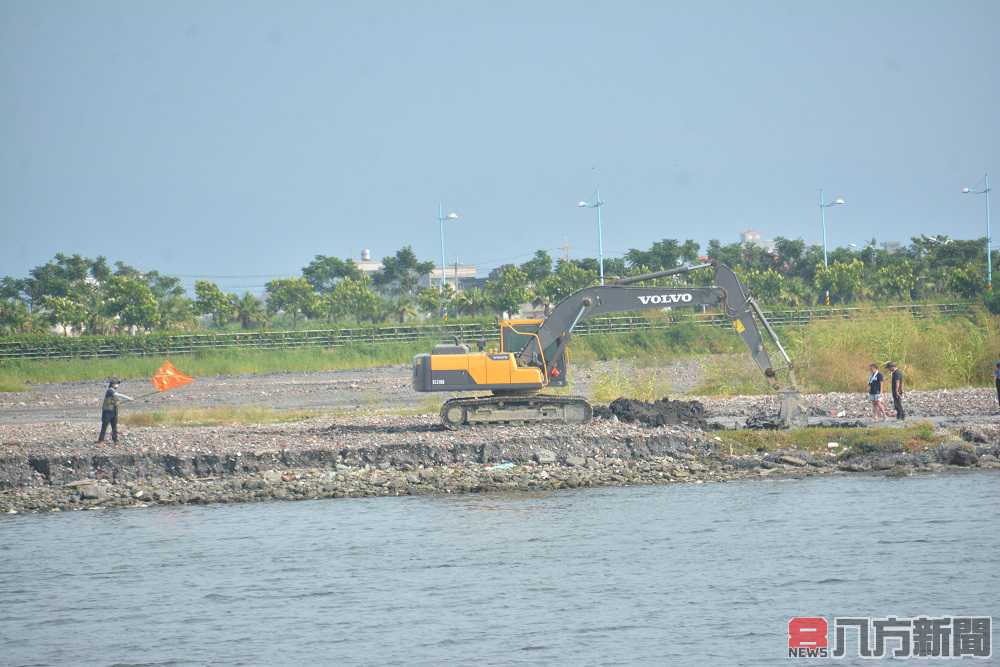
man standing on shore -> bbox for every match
[886,362,905,420]
[97,379,134,444]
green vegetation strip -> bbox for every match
[718,422,938,457]
[3,312,999,396]
[0,325,734,389]
[120,406,321,427]
[0,341,434,389]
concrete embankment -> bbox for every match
[2,416,999,514]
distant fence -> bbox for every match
[0,302,976,361]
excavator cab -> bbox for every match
[499,319,568,387]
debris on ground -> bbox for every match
[595,397,708,429]
[744,411,784,430]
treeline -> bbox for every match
[1,235,996,336]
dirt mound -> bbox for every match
[596,397,708,429]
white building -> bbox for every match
[424,265,478,291]
[740,229,762,245]
[739,229,776,252]
[356,249,382,277]
[356,249,477,290]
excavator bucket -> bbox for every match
[779,388,809,428]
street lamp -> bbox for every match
[961,173,992,289]
[819,189,847,305]
[437,204,459,293]
[577,190,605,285]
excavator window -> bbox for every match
[499,320,542,355]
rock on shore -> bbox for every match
[2,413,999,514]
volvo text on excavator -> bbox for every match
[412,261,805,429]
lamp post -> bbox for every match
[962,173,992,289]
[437,204,459,293]
[577,190,605,285]
[819,189,847,304]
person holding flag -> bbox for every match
[95,361,194,446]
[97,378,134,444]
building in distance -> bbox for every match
[356,249,478,290]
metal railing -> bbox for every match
[0,302,976,361]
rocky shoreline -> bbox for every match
[3,415,999,515]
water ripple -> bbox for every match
[2,473,998,666]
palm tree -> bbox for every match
[454,288,487,317]
[394,298,418,324]
[234,292,266,329]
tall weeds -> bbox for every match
[786,308,998,392]
[695,308,1000,394]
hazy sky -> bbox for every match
[2,0,997,293]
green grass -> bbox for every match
[0,340,434,388]
[571,322,743,364]
[120,406,322,427]
[716,422,938,456]
[692,355,772,396]
[588,364,673,402]
[0,378,27,392]
[121,397,444,427]
[0,323,739,388]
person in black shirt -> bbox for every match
[867,363,887,421]
[886,362,905,420]
[97,379,134,444]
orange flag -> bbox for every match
[151,360,194,392]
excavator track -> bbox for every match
[439,394,593,430]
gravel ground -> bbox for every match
[2,357,999,440]
[4,360,1000,514]
[0,413,681,458]
[9,355,993,424]
[699,387,1000,417]
[0,366,416,423]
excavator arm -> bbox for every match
[518,261,781,384]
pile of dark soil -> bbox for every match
[595,397,708,429]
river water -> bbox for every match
[2,472,998,666]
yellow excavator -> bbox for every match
[412,261,803,428]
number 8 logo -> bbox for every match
[788,617,829,648]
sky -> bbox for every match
[2,0,997,293]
